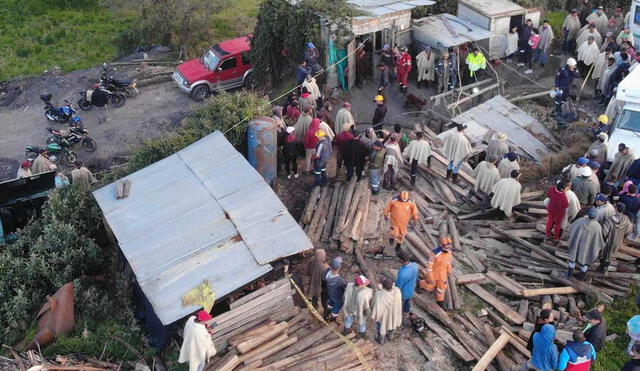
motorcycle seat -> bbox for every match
[113,78,131,85]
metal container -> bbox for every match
[247,117,278,183]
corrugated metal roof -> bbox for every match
[413,14,493,49]
[93,131,313,325]
[458,0,524,16]
[440,96,557,162]
[348,0,434,17]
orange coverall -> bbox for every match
[419,249,453,302]
[384,198,418,243]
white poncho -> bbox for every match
[384,143,404,170]
[334,107,355,134]
[490,177,522,217]
[403,139,432,164]
[577,41,601,66]
[302,77,322,104]
[591,52,608,81]
[342,283,374,325]
[586,12,609,38]
[563,15,582,41]
[597,62,617,91]
[498,158,520,179]
[371,286,402,336]
[443,131,472,164]
[506,33,519,56]
[617,31,635,47]
[576,29,602,49]
[178,317,216,371]
[474,161,501,194]
[416,50,436,81]
[539,26,555,53]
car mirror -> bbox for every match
[217,67,223,72]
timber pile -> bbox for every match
[1,345,139,370]
[206,278,377,370]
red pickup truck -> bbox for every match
[173,36,254,101]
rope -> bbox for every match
[224,35,373,135]
[285,273,371,370]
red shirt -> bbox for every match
[335,131,354,152]
[305,118,321,149]
[547,187,569,214]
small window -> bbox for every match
[219,57,237,71]
[242,52,251,65]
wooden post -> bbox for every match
[471,332,511,371]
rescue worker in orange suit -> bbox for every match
[419,237,454,309]
[396,46,412,94]
[384,191,419,252]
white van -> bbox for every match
[606,66,640,163]
[630,0,640,50]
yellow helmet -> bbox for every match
[374,95,384,102]
[598,114,609,124]
[316,130,326,138]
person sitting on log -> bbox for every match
[419,236,454,310]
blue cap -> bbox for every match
[587,207,597,219]
[506,152,518,161]
[596,193,608,202]
[330,256,343,269]
[577,157,589,165]
[307,42,316,49]
[588,161,601,169]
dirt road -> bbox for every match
[0,64,198,181]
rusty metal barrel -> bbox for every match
[247,116,277,183]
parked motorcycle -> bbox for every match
[46,126,97,153]
[41,93,83,126]
[76,87,126,111]
[25,143,77,166]
[101,63,138,97]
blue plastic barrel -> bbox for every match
[247,117,277,183]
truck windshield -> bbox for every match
[617,109,640,132]
[203,50,220,71]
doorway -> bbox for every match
[509,14,524,31]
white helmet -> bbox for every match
[567,58,577,66]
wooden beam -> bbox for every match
[465,284,526,324]
[471,332,511,371]
[521,287,578,297]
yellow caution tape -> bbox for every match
[286,273,371,370]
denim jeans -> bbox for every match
[327,297,343,316]
[403,298,411,313]
[447,160,464,174]
[534,49,548,66]
[344,314,367,333]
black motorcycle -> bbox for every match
[25,143,77,166]
[101,63,138,97]
[77,87,126,111]
[41,93,83,126]
[46,126,97,153]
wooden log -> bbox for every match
[549,271,614,303]
[406,232,433,261]
[501,327,531,358]
[541,295,553,310]
[460,242,486,273]
[485,270,526,296]
[350,186,372,242]
[413,309,475,362]
[464,284,526,324]
[456,273,487,285]
[229,321,277,346]
[489,225,565,267]
[518,300,529,320]
[241,334,298,364]
[236,322,288,354]
[302,187,322,224]
[471,332,511,371]
[521,287,578,297]
[257,333,355,370]
[321,183,342,242]
[269,326,333,362]
[218,354,241,371]
[333,177,357,238]
[447,216,462,252]
[230,279,290,309]
[448,272,460,310]
[482,323,515,371]
[354,246,379,291]
[308,187,330,241]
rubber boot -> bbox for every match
[410,175,416,186]
[446,169,452,180]
[437,301,445,310]
[342,327,352,336]
[395,243,402,253]
[452,173,459,183]
[427,156,432,168]
[566,267,574,278]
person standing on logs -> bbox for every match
[307,249,329,311]
[395,250,419,323]
[341,275,373,337]
[419,237,454,309]
[546,180,570,244]
[442,123,472,184]
[384,191,419,252]
[600,202,633,272]
[567,207,605,280]
[472,155,501,213]
[402,131,432,186]
[371,277,402,345]
[325,256,347,321]
[490,169,522,219]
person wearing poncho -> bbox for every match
[294,105,313,142]
[416,47,436,88]
[491,169,522,218]
[334,102,355,134]
[562,157,589,180]
[302,75,321,106]
[16,161,32,179]
[371,278,402,344]
[178,311,216,371]
[586,6,609,38]
[600,202,633,271]
[593,193,615,224]
[617,27,635,48]
[572,166,598,208]
[486,132,509,160]
[71,161,97,188]
[32,151,55,174]
[537,20,555,67]
[473,156,501,212]
[307,249,329,310]
[576,24,602,49]
[563,10,582,52]
[403,132,432,185]
[597,57,617,98]
[577,36,601,76]
[585,132,608,165]
[606,143,636,182]
[498,152,520,178]
[383,135,404,190]
[443,124,472,183]
[567,208,605,279]
[342,275,373,337]
[506,27,519,61]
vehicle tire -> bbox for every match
[45,108,58,123]
[65,151,78,166]
[46,136,56,145]
[82,138,97,153]
[78,98,92,111]
[191,84,210,101]
[111,93,126,107]
[243,73,256,89]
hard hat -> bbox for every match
[440,237,453,246]
[374,95,384,102]
[316,130,326,138]
[598,114,609,124]
[567,58,577,66]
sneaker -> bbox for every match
[287,174,291,179]
[517,63,525,67]
[294,173,299,179]
[341,328,351,336]
[524,69,533,74]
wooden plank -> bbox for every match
[471,332,511,371]
[302,187,322,224]
[549,271,614,303]
[456,273,487,285]
[464,284,526,324]
[485,270,525,296]
[521,287,578,297]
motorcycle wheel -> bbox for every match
[65,151,78,166]
[78,98,92,111]
[82,138,97,153]
[46,136,57,145]
[111,93,126,107]
[45,108,58,123]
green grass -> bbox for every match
[0,3,133,81]
[592,286,638,371]
[546,10,566,41]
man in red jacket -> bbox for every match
[546,180,570,243]
[396,46,412,94]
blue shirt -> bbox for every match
[557,341,597,370]
[396,262,419,300]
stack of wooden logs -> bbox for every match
[1,345,139,370]
[206,278,377,371]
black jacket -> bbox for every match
[584,319,607,352]
[622,359,640,371]
[372,104,387,125]
[343,139,369,168]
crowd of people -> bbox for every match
[16,150,97,188]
